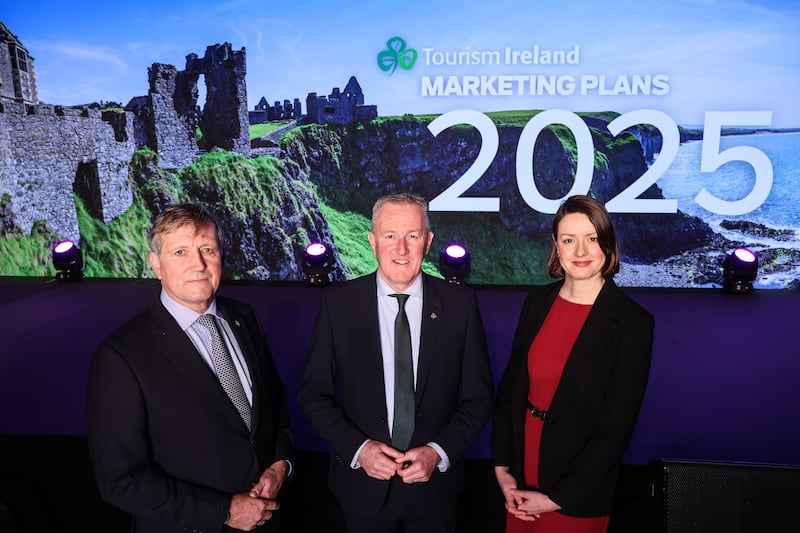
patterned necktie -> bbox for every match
[196,314,252,431]
[390,293,414,451]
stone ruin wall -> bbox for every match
[304,77,377,126]
[133,43,250,169]
[191,44,250,157]
[0,40,250,244]
[250,97,302,124]
[146,63,200,169]
[0,24,38,106]
[0,26,377,249]
[0,101,135,243]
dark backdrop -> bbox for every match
[1,278,798,532]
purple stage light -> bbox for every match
[733,247,757,264]
[444,244,467,260]
[303,242,332,285]
[52,240,84,281]
[305,242,328,262]
[723,247,758,294]
[439,243,471,284]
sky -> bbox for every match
[3,0,799,127]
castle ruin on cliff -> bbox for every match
[0,19,250,243]
[1,17,378,246]
[249,96,303,124]
[250,75,377,127]
[127,42,250,168]
[1,21,134,243]
[0,21,37,108]
[305,76,376,125]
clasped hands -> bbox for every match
[226,460,288,531]
[494,466,560,522]
[358,439,440,484]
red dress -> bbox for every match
[506,296,610,533]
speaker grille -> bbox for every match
[652,460,800,533]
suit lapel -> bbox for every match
[551,280,620,408]
[518,283,560,361]
[416,275,442,404]
[569,280,620,363]
[361,274,386,397]
[150,300,250,432]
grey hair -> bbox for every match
[371,193,430,232]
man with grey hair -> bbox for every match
[87,203,294,532]
[299,193,494,532]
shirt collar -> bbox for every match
[376,272,423,299]
[159,289,219,331]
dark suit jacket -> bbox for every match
[298,273,495,514]
[492,280,653,517]
[86,296,294,533]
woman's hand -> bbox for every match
[509,488,560,519]
[494,466,538,521]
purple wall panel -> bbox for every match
[1,280,798,466]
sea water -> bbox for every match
[657,131,800,287]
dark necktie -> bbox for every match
[196,314,252,431]
[390,293,414,451]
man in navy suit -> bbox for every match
[87,204,294,532]
[299,193,494,533]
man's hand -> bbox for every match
[395,445,440,484]
[249,460,289,499]
[227,492,279,531]
[358,440,403,480]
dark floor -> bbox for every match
[0,435,658,533]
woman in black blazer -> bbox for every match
[492,195,654,532]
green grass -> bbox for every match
[0,189,155,278]
[485,109,544,127]
[179,151,282,221]
[0,219,59,276]
[75,194,154,278]
[319,205,375,277]
[250,121,293,140]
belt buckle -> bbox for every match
[526,400,551,423]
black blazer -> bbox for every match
[298,273,495,513]
[86,296,294,533]
[492,280,653,517]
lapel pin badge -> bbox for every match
[430,312,438,320]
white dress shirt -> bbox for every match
[351,274,450,472]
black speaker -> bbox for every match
[649,459,800,533]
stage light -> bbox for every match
[439,243,471,284]
[723,247,758,294]
[52,240,85,281]
[303,242,332,286]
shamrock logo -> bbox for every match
[377,37,418,75]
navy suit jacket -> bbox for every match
[298,273,495,513]
[492,279,654,517]
[86,296,294,533]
